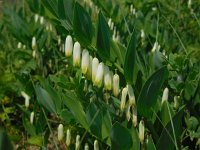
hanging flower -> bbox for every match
[84,143,89,150]
[57,124,64,141]
[66,129,71,146]
[92,57,99,83]
[139,120,145,144]
[161,87,169,105]
[75,135,81,150]
[86,56,93,79]
[32,37,36,50]
[120,87,128,111]
[94,62,104,87]
[17,42,22,49]
[104,66,112,91]
[30,112,34,124]
[113,73,120,97]
[21,91,30,108]
[132,106,137,127]
[94,140,99,150]
[81,49,90,74]
[73,41,81,67]
[127,84,136,106]
[126,105,131,121]
[65,35,73,57]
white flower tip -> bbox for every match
[65,35,73,57]
[30,112,34,124]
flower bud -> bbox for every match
[173,96,180,110]
[34,14,39,23]
[57,124,64,141]
[66,129,71,146]
[75,135,81,150]
[73,42,81,67]
[139,120,145,144]
[32,37,36,50]
[161,87,169,105]
[104,66,112,91]
[132,106,137,127]
[81,49,90,74]
[120,87,128,111]
[86,56,93,79]
[32,50,36,58]
[57,36,61,45]
[141,29,145,39]
[188,0,192,9]
[40,16,44,25]
[17,42,22,49]
[94,62,104,87]
[84,143,89,150]
[65,35,73,57]
[94,140,99,150]
[126,105,131,121]
[21,91,30,108]
[113,73,120,97]
[92,57,99,83]
[30,112,34,124]
[127,84,136,106]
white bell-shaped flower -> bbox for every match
[94,140,99,150]
[81,49,90,74]
[161,87,169,105]
[57,124,64,141]
[104,66,112,91]
[113,73,120,97]
[86,56,93,79]
[92,57,99,83]
[139,120,145,144]
[17,42,22,49]
[73,41,81,67]
[30,112,34,124]
[66,129,71,146]
[75,135,81,150]
[32,37,36,50]
[21,91,30,108]
[94,62,104,87]
[65,35,73,57]
[127,84,136,106]
[132,106,137,127]
[121,87,128,111]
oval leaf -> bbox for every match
[124,32,136,84]
[96,11,110,61]
[110,122,133,150]
[73,2,93,46]
[35,85,56,114]
[137,66,168,118]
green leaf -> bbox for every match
[124,32,137,84]
[137,66,168,118]
[156,107,184,150]
[160,101,175,126]
[73,2,93,46]
[110,122,133,150]
[86,103,102,138]
[35,85,56,114]
[101,108,112,146]
[58,0,74,31]
[27,136,43,146]
[41,0,58,17]
[62,91,89,130]
[0,130,13,150]
[129,127,140,150]
[146,136,156,150]
[22,117,36,136]
[96,11,110,62]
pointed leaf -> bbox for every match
[0,130,13,150]
[96,11,110,61]
[138,66,168,118]
[110,122,133,150]
[124,32,137,84]
[73,2,93,46]
[35,85,56,114]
